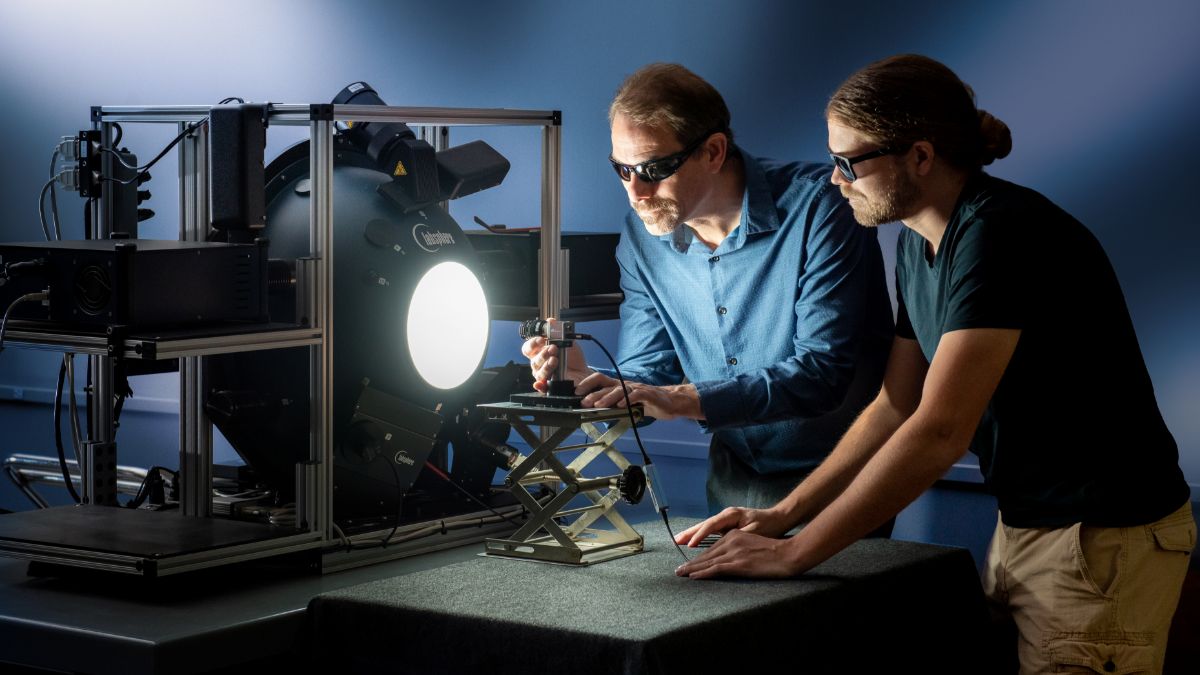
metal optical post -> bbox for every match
[510,318,584,409]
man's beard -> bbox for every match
[633,197,682,235]
[841,169,920,227]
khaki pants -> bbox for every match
[982,501,1195,674]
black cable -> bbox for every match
[576,333,691,562]
[112,363,132,429]
[325,454,402,552]
[74,356,86,461]
[4,288,64,503]
[0,292,47,354]
[380,453,403,548]
[37,178,54,241]
[47,149,61,240]
[99,175,138,186]
[112,122,123,148]
[54,357,81,503]
[71,353,126,461]
[125,466,166,509]
[98,147,139,171]
[326,463,531,553]
[100,119,207,185]
[338,509,536,553]
[126,469,152,508]
[135,119,205,172]
[217,97,245,104]
[423,460,528,528]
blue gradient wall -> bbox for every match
[0,1,1196,514]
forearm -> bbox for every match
[695,353,858,429]
[784,413,967,572]
[675,332,1010,581]
[770,396,908,526]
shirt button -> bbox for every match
[727,357,738,365]
[709,255,720,263]
[717,306,727,315]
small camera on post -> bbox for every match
[510,318,584,409]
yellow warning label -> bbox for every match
[393,160,407,176]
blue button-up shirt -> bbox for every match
[607,149,893,474]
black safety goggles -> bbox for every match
[829,144,911,182]
[609,128,724,183]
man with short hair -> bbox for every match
[675,54,1194,675]
[523,63,894,513]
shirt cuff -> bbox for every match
[694,378,749,429]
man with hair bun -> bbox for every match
[522,63,895,514]
[676,54,1193,675]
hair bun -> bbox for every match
[977,110,1012,165]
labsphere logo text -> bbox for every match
[413,222,455,252]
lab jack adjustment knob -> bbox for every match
[617,465,647,505]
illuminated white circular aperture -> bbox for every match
[406,261,489,389]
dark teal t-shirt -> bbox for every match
[895,173,1188,528]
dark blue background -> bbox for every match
[0,1,1196,548]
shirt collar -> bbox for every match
[948,170,991,229]
[660,147,779,254]
[739,147,781,236]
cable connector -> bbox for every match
[1,258,48,284]
[54,168,80,192]
[57,135,81,162]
